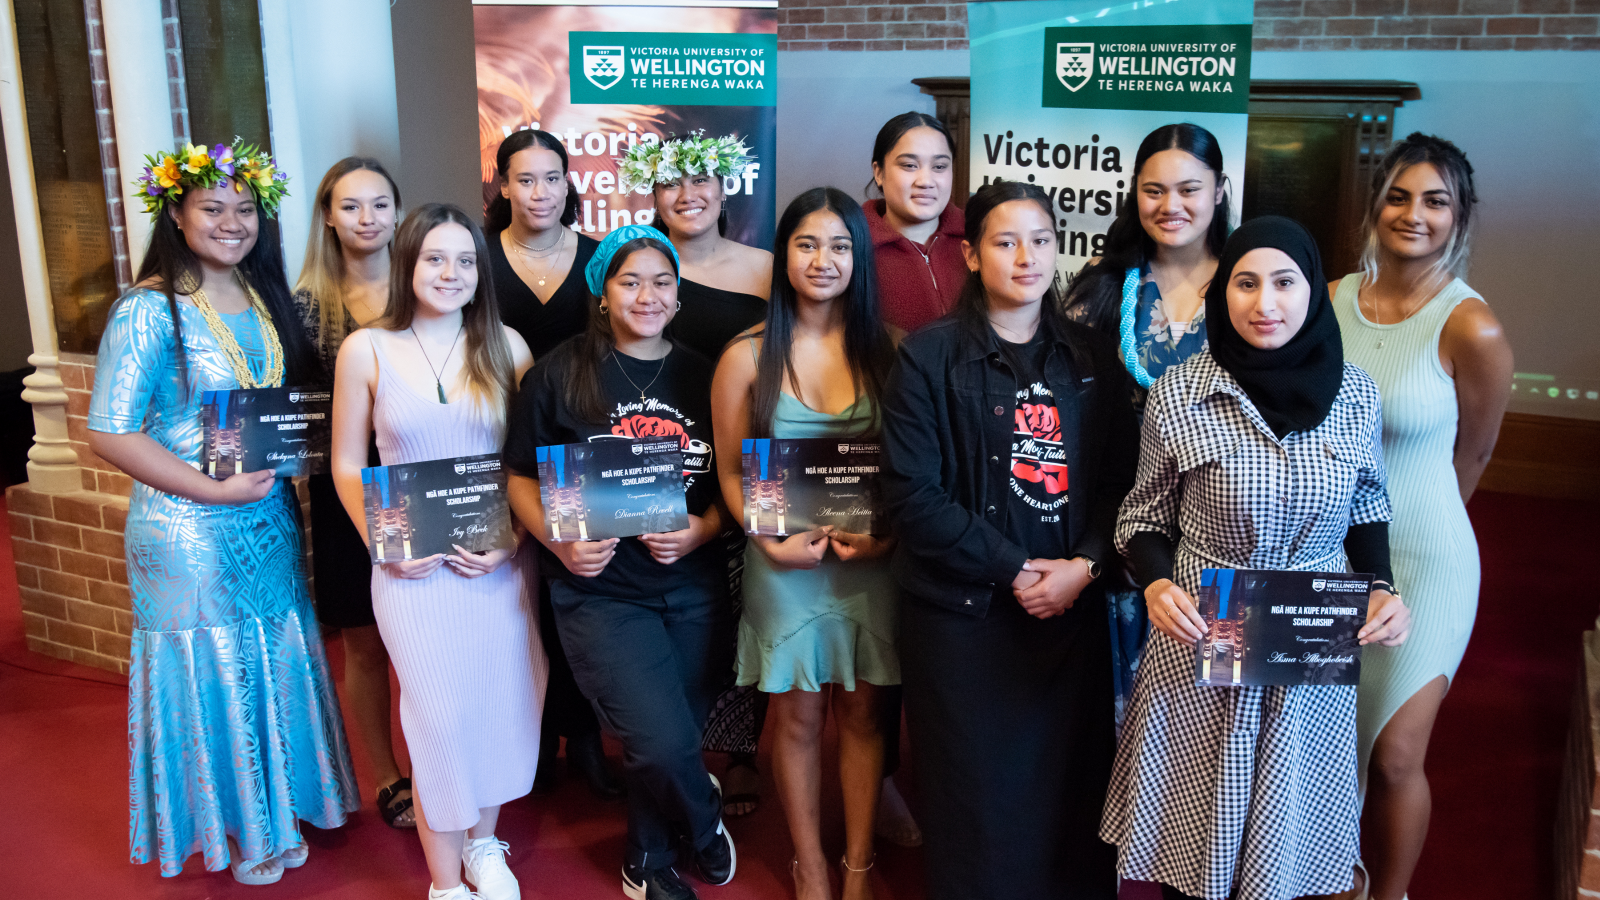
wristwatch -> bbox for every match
[1075,555,1102,580]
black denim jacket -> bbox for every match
[881,316,1139,617]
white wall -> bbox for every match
[271,0,404,281]
[775,50,970,210]
[1253,50,1600,420]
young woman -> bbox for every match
[624,131,772,813]
[486,128,600,359]
[486,128,621,801]
[505,224,737,900]
[293,156,416,829]
[1331,133,1512,900]
[88,141,357,884]
[331,204,543,900]
[880,181,1139,900]
[865,111,966,332]
[1062,123,1231,728]
[711,188,898,900]
[630,132,772,361]
[1101,216,1413,900]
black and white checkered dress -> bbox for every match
[1099,353,1390,900]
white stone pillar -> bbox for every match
[102,0,176,275]
[0,1,80,494]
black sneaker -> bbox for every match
[622,863,698,900]
[693,819,736,886]
[694,773,736,885]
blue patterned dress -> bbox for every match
[88,288,358,876]
[1105,275,1210,730]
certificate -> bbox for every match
[200,387,331,477]
[361,454,515,563]
[535,439,689,542]
[741,438,885,536]
[1193,568,1372,687]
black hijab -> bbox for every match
[1204,215,1344,438]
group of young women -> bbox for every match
[88,111,1510,900]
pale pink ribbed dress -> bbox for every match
[369,333,547,832]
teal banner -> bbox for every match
[568,31,776,107]
[969,0,1254,280]
[1042,24,1253,114]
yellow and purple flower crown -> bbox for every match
[134,138,289,219]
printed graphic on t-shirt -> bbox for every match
[602,397,712,485]
[1010,381,1067,523]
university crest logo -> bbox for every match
[1311,579,1327,592]
[454,463,467,475]
[1055,42,1093,92]
[583,45,625,90]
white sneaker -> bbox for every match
[428,885,480,900]
[462,835,520,900]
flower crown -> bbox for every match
[617,130,754,195]
[134,138,290,220]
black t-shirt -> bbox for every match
[504,336,723,598]
[1001,334,1070,561]
[490,232,599,361]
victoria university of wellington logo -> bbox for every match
[1055,42,1094,92]
[583,45,625,90]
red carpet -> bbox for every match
[0,489,1585,898]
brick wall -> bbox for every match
[7,352,134,673]
[774,0,1600,51]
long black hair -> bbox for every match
[865,111,955,198]
[749,187,892,438]
[1062,122,1231,333]
[485,129,580,234]
[130,189,322,389]
[564,235,680,424]
[953,180,1074,348]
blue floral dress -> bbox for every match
[1109,274,1209,730]
[89,289,357,876]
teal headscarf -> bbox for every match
[584,224,681,295]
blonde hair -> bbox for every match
[296,157,401,350]
[1358,132,1477,288]
[380,204,515,418]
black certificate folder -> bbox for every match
[534,439,689,542]
[741,438,886,536]
[361,454,515,563]
[200,387,331,477]
[1193,568,1372,688]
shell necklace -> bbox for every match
[188,273,284,388]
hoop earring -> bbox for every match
[599,302,608,313]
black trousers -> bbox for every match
[537,577,601,740]
[550,579,733,868]
[900,585,1118,900]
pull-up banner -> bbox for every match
[969,0,1253,283]
[474,1,778,249]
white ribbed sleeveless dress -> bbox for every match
[1333,274,1481,792]
[368,332,548,832]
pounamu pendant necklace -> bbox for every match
[411,324,465,403]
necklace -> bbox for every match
[611,349,667,402]
[510,227,566,288]
[989,316,1038,345]
[411,324,465,403]
[1362,276,1440,349]
[188,273,284,388]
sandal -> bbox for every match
[279,840,309,869]
[228,838,284,886]
[378,777,417,829]
[721,758,761,817]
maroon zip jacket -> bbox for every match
[865,198,968,333]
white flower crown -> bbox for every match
[617,130,754,194]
